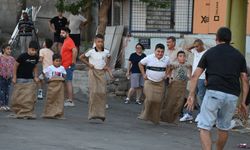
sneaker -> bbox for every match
[37,89,43,99]
[179,113,193,122]
[64,100,75,107]
[4,106,10,111]
[135,100,142,105]
[0,106,6,111]
[105,104,109,109]
[124,98,130,104]
[194,114,200,123]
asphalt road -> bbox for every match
[0,94,249,150]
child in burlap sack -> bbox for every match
[11,41,39,119]
[42,54,66,119]
[161,51,192,123]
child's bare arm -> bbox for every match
[12,61,19,84]
[39,56,43,63]
[79,53,94,69]
[166,65,172,78]
[33,65,39,82]
[104,56,111,70]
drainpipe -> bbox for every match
[226,0,232,27]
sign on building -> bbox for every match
[193,0,227,34]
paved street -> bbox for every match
[0,93,249,150]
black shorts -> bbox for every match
[54,33,64,43]
[69,34,80,47]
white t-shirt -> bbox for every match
[191,49,207,79]
[68,14,87,34]
[39,48,54,69]
[85,48,111,70]
[43,65,67,79]
[165,47,181,63]
[140,54,170,82]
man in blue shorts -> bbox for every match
[186,27,249,150]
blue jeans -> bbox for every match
[196,79,206,107]
[186,79,206,115]
[197,90,238,130]
[0,77,11,106]
[66,64,75,81]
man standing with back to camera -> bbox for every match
[186,27,249,150]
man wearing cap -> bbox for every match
[60,27,77,107]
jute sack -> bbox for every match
[160,80,187,123]
[138,80,164,124]
[88,69,106,120]
[42,78,65,118]
[11,82,37,118]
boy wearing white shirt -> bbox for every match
[43,55,66,80]
[79,34,111,122]
[138,43,169,124]
[42,54,66,119]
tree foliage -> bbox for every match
[139,0,170,8]
[55,0,89,14]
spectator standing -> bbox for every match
[166,36,180,63]
[60,27,77,107]
[18,11,35,53]
[49,11,68,53]
[0,44,15,111]
[68,12,87,56]
[124,43,146,104]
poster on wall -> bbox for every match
[139,38,151,49]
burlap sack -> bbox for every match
[42,78,65,119]
[161,80,187,123]
[11,82,37,118]
[88,69,107,120]
[138,80,164,124]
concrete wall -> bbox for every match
[26,0,60,38]
[123,34,250,67]
[0,0,18,33]
[0,0,63,39]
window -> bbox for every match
[130,0,193,36]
